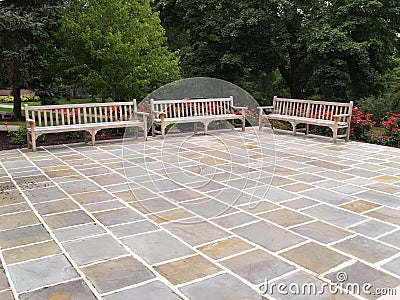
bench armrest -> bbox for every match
[26,118,35,125]
[332,114,351,118]
[135,112,150,117]
[231,106,247,110]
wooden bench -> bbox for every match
[258,96,353,143]
[150,97,247,137]
[24,100,148,151]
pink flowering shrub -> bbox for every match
[370,112,400,147]
[350,107,376,141]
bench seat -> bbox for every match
[151,97,246,137]
[258,97,353,143]
[25,100,148,151]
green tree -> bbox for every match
[56,0,180,101]
[0,0,63,118]
[155,0,399,101]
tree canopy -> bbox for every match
[0,0,63,118]
[55,0,180,101]
[155,0,400,102]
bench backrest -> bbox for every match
[25,101,138,127]
[150,97,234,119]
[273,97,353,121]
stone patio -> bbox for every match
[0,128,400,299]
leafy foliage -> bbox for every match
[55,0,180,101]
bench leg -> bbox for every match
[345,126,351,142]
[91,130,97,145]
[84,132,89,144]
[291,122,297,135]
[161,124,166,138]
[270,120,274,130]
[134,127,138,139]
[242,117,245,131]
[26,132,32,149]
[305,124,309,135]
[230,119,234,130]
[143,122,148,141]
[259,115,263,131]
[333,128,338,144]
[194,122,198,133]
[31,132,37,152]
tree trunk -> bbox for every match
[278,47,302,99]
[12,86,22,120]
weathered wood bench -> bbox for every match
[150,97,247,137]
[258,96,353,143]
[24,100,148,151]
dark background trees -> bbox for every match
[155,0,400,104]
[0,0,63,118]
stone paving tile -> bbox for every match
[291,221,352,244]
[19,279,96,300]
[109,220,159,238]
[0,211,40,231]
[325,262,400,300]
[280,197,319,210]
[23,186,68,203]
[43,210,93,230]
[180,273,265,300]
[302,204,366,227]
[211,211,257,229]
[365,206,400,226]
[53,223,106,242]
[221,249,295,284]
[103,280,181,300]
[60,179,101,194]
[379,230,400,248]
[332,236,398,264]
[258,208,314,227]
[7,254,79,293]
[300,188,353,205]
[2,240,61,264]
[82,256,155,293]
[84,199,126,212]
[63,235,127,266]
[198,237,254,260]
[381,256,400,277]
[155,254,221,285]
[0,202,30,215]
[281,242,350,274]
[93,207,143,226]
[0,264,10,292]
[33,198,79,215]
[181,198,237,219]
[148,207,194,224]
[0,290,14,300]
[71,190,115,205]
[0,224,51,249]
[348,219,396,237]
[162,219,230,247]
[339,200,381,213]
[355,190,400,208]
[232,221,305,252]
[238,200,279,214]
[129,197,178,214]
[122,230,194,265]
[90,173,127,186]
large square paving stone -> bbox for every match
[291,221,352,244]
[280,242,350,274]
[0,211,39,231]
[122,230,194,265]
[302,204,366,227]
[19,279,96,300]
[43,210,93,230]
[0,224,51,249]
[8,254,79,293]
[63,235,127,266]
[162,219,230,247]
[81,256,155,293]
[232,221,305,252]
[180,273,265,300]
[103,280,181,300]
[220,249,295,284]
[198,237,254,260]
[332,236,398,264]
[154,254,221,285]
[24,186,68,203]
[93,207,143,226]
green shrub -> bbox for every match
[7,126,27,145]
